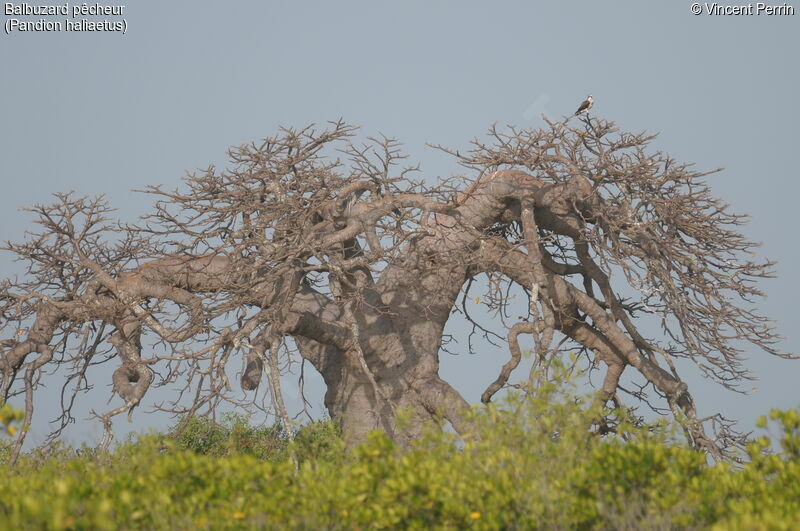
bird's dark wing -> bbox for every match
[574,99,590,115]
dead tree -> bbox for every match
[0,118,789,462]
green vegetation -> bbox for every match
[0,402,23,437]
[1,377,798,530]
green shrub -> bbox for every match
[0,401,23,437]
[166,413,343,465]
[170,413,289,461]
[1,377,798,529]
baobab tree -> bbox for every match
[0,117,787,463]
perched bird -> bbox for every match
[574,94,594,116]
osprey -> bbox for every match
[574,94,594,115]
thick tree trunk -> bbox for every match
[298,255,471,445]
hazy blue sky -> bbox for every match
[1,1,797,446]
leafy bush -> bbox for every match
[1,377,798,529]
[170,413,288,460]
[168,413,343,465]
[0,402,23,437]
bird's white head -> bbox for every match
[587,94,593,101]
